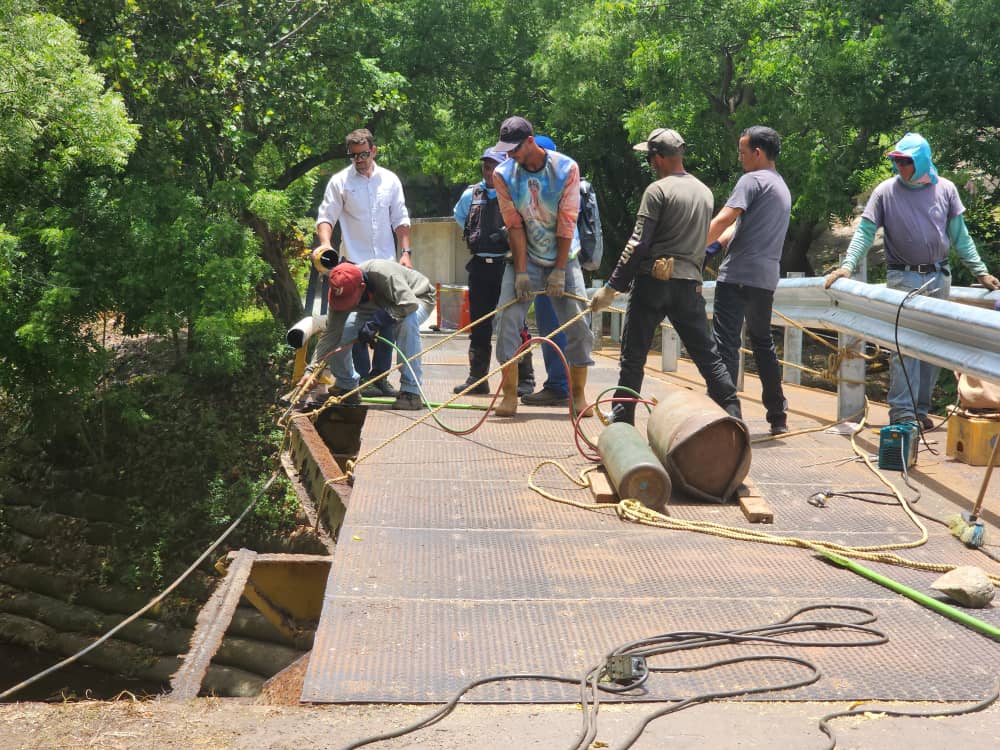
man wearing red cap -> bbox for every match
[825,132,1000,428]
[489,116,595,418]
[305,259,435,410]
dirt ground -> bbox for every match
[2,697,999,750]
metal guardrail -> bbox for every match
[593,277,1000,420]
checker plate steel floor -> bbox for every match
[302,337,1000,703]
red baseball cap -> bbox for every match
[327,263,365,311]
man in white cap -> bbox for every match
[825,132,999,428]
[590,128,741,424]
[490,116,595,418]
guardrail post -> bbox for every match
[660,324,679,372]
[782,272,804,385]
[837,256,867,420]
[610,304,622,343]
[589,283,604,350]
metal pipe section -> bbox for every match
[597,422,672,513]
[286,315,327,350]
[701,277,1000,384]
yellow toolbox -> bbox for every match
[946,411,1000,466]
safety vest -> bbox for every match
[463,185,509,255]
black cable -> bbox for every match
[818,676,1000,750]
[335,605,888,750]
[893,284,937,454]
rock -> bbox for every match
[930,566,996,608]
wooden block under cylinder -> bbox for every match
[597,422,672,514]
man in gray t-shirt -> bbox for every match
[706,125,791,435]
[590,128,740,425]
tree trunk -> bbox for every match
[243,210,304,327]
[781,216,819,277]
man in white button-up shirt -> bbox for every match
[313,128,413,396]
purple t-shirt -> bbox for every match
[863,176,964,266]
[717,169,791,291]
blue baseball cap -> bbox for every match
[534,135,557,151]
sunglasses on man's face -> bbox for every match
[892,156,914,165]
[347,150,372,161]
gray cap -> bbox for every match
[633,128,686,154]
[479,147,508,163]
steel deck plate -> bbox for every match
[303,337,1000,704]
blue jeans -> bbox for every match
[352,326,395,380]
[331,304,432,396]
[713,281,787,425]
[495,259,594,368]
[885,267,951,423]
[532,294,569,396]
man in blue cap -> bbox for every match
[517,134,571,408]
[490,116,594,418]
[825,132,999,428]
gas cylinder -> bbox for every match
[597,422,672,513]
[645,388,751,502]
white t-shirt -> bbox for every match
[316,164,410,263]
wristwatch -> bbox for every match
[402,248,412,254]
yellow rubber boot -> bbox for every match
[494,363,519,417]
[570,366,593,419]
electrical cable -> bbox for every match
[893,280,939,454]
[335,605,889,750]
[817,676,1000,750]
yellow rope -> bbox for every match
[527,400,1000,586]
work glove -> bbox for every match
[358,308,394,347]
[589,285,617,313]
[705,241,723,256]
[545,267,566,298]
[514,272,534,302]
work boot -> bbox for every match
[569,366,593,419]
[768,416,789,435]
[454,345,491,395]
[494,363,519,417]
[517,354,535,397]
[362,378,398,398]
[392,391,423,410]
[521,388,569,407]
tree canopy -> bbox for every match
[2,0,998,431]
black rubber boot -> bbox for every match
[453,345,492,395]
[517,353,535,397]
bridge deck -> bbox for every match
[302,337,999,703]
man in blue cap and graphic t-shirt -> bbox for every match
[490,116,595,419]
[825,132,999,428]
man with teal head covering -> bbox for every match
[825,133,1000,428]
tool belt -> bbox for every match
[651,256,674,281]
